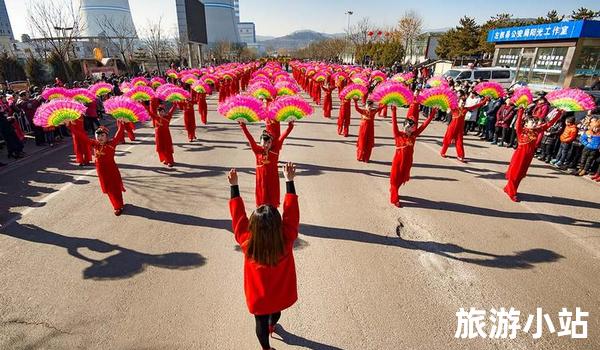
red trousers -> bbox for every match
[337,101,351,137]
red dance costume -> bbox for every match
[337,99,351,137]
[218,81,230,103]
[152,105,177,166]
[70,123,126,211]
[440,100,486,160]
[181,100,197,141]
[406,102,420,124]
[229,192,299,315]
[504,109,562,201]
[321,85,335,118]
[196,92,208,124]
[390,109,436,206]
[70,118,92,165]
[354,101,384,162]
[240,122,294,207]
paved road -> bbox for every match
[1,92,599,349]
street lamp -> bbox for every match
[345,11,353,33]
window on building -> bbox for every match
[496,48,520,67]
[571,45,600,88]
[530,47,567,88]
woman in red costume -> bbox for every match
[406,89,421,124]
[440,93,487,162]
[239,120,294,208]
[504,109,562,202]
[69,123,126,215]
[227,163,299,350]
[321,83,335,118]
[390,108,436,207]
[196,91,208,124]
[337,97,352,137]
[152,103,177,167]
[70,117,92,166]
[314,81,322,105]
[180,99,197,142]
[354,100,384,162]
[218,79,230,103]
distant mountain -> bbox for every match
[258,30,341,51]
[255,35,275,41]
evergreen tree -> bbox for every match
[570,7,599,20]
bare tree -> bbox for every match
[346,17,372,47]
[141,17,170,74]
[170,29,189,67]
[26,0,84,81]
[95,15,138,72]
[395,11,423,63]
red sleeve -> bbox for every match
[240,123,261,153]
[229,196,250,245]
[391,107,400,138]
[354,100,366,115]
[515,108,524,135]
[541,110,562,132]
[415,108,437,136]
[110,122,125,147]
[282,193,299,242]
[278,122,294,144]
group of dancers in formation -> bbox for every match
[29,59,596,350]
[32,59,595,214]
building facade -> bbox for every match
[488,20,600,90]
[233,0,240,23]
[79,0,137,38]
[238,22,256,44]
[204,0,240,44]
[0,0,13,40]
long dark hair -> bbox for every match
[244,205,285,266]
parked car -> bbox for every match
[443,67,514,87]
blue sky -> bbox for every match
[5,0,599,39]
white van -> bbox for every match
[443,67,515,88]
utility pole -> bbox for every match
[345,11,353,33]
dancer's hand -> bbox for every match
[288,120,295,127]
[283,162,296,182]
[228,168,238,185]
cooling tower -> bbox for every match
[79,0,137,38]
[203,0,240,43]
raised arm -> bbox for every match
[515,108,525,135]
[278,121,295,144]
[110,121,125,147]
[239,122,261,153]
[281,163,299,242]
[354,100,367,115]
[228,169,250,245]
[391,106,400,138]
[540,110,562,132]
[415,108,437,136]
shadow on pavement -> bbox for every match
[124,204,231,230]
[0,221,206,280]
[274,325,344,350]
[299,223,563,269]
[401,196,599,229]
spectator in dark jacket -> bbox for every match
[492,100,516,147]
[537,115,565,162]
[482,97,504,141]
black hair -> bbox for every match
[260,130,273,143]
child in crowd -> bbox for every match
[537,114,565,163]
[552,116,578,168]
[577,119,600,176]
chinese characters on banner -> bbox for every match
[455,307,588,339]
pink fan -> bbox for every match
[70,88,96,104]
[159,87,191,102]
[248,82,277,100]
[546,88,596,112]
[150,77,166,89]
[90,82,113,97]
[131,77,149,87]
[192,81,212,94]
[371,82,413,107]
[269,96,313,122]
[510,87,533,109]
[33,99,86,127]
[217,95,267,123]
[340,83,368,101]
[125,85,156,102]
[41,87,70,101]
[104,96,150,123]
